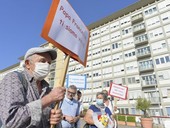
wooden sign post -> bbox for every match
[41,0,89,127]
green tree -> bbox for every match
[136,97,151,118]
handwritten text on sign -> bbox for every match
[47,0,89,66]
[109,83,128,100]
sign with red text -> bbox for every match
[41,0,90,66]
[109,83,128,100]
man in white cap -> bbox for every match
[0,47,66,128]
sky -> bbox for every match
[0,0,139,70]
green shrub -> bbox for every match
[127,116,136,122]
[117,115,125,121]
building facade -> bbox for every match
[0,0,170,118]
[68,0,170,117]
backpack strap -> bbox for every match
[14,71,28,93]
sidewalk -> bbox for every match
[119,125,140,128]
[119,124,164,128]
[79,118,141,128]
[79,118,164,128]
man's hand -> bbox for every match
[42,87,66,108]
[73,116,80,123]
[50,109,63,125]
[65,115,74,123]
[48,87,66,103]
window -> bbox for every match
[110,21,119,31]
[111,31,121,41]
[158,0,170,12]
[166,107,170,116]
[124,50,136,58]
[135,34,148,42]
[103,80,113,87]
[91,29,100,38]
[101,35,110,45]
[112,43,118,49]
[148,28,163,40]
[92,39,100,48]
[120,16,130,27]
[151,40,167,51]
[156,55,170,65]
[100,25,109,35]
[114,65,124,74]
[112,53,123,62]
[164,24,170,36]
[131,108,136,114]
[144,6,157,16]
[156,59,160,64]
[102,56,111,64]
[142,75,156,85]
[158,70,170,80]
[122,27,132,35]
[127,77,136,84]
[161,11,170,24]
[165,56,170,62]
[123,37,134,47]
[119,108,129,114]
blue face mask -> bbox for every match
[96,99,104,106]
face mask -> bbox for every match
[96,99,104,106]
[33,62,50,80]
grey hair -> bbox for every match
[22,55,34,68]
[68,85,77,91]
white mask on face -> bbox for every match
[33,62,50,80]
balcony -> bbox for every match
[131,13,143,24]
[134,34,148,46]
[133,23,146,35]
[136,47,151,59]
[148,97,161,104]
[142,80,157,88]
[139,64,154,73]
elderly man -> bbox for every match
[60,85,80,128]
[0,47,66,128]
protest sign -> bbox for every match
[109,83,128,100]
[67,74,86,89]
[41,0,90,66]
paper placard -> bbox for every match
[41,0,90,66]
[67,74,86,89]
[109,83,128,100]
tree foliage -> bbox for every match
[136,97,151,118]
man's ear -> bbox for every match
[25,60,31,69]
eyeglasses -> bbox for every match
[67,90,76,96]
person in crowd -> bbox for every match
[0,47,66,128]
[84,92,115,128]
[102,90,119,115]
[60,85,80,128]
[102,90,114,113]
[77,90,82,101]
[76,90,84,128]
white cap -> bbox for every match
[24,47,57,60]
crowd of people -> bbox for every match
[0,47,119,128]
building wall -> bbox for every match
[68,0,170,116]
